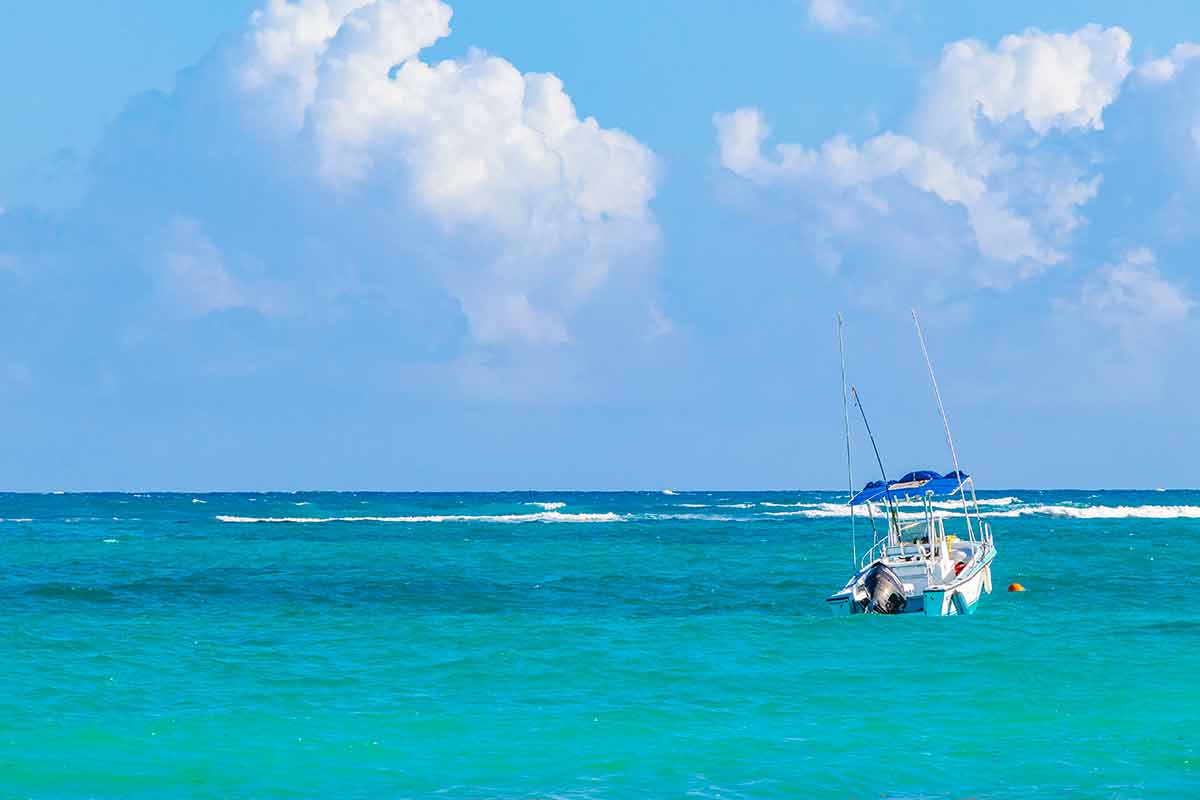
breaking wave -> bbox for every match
[640,513,746,522]
[936,496,1020,507]
[763,504,875,519]
[523,501,566,511]
[986,504,1200,519]
[217,511,622,524]
[761,502,1200,520]
[758,497,1020,510]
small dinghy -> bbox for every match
[825,312,997,617]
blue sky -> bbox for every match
[1,0,1199,490]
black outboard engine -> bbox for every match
[862,563,908,614]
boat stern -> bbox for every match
[825,592,855,615]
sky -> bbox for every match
[1,0,1199,491]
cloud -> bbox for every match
[807,0,875,33]
[714,25,1130,294]
[713,108,772,175]
[1105,39,1200,242]
[1073,248,1193,347]
[915,25,1131,152]
[1137,42,1200,83]
[1037,248,1195,402]
[231,0,661,348]
[2,0,666,408]
[155,217,288,318]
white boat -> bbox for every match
[825,312,997,616]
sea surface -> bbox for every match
[2,490,1196,799]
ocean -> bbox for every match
[2,490,1195,799]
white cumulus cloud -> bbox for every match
[72,0,662,363]
[1043,247,1196,401]
[715,24,1130,290]
[156,217,287,318]
[222,0,662,349]
[1076,248,1193,346]
[1137,42,1200,83]
[807,0,874,33]
[916,25,1131,152]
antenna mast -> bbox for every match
[911,309,974,539]
[837,314,856,566]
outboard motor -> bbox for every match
[862,563,908,614]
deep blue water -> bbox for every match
[2,490,1196,798]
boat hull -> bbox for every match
[825,546,996,617]
[922,547,994,616]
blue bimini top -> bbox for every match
[849,470,971,506]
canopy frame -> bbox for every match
[849,471,972,506]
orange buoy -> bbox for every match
[1008,582,1025,592]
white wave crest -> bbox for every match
[761,502,1200,520]
[676,503,710,508]
[762,502,991,520]
[641,513,747,522]
[524,501,566,510]
[762,504,906,519]
[661,489,678,495]
[976,496,1021,506]
[758,496,1021,510]
[985,504,1200,519]
[924,496,1022,509]
[718,503,755,509]
[217,511,622,524]
[191,498,207,504]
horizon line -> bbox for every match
[0,487,1191,495]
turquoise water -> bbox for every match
[2,490,1196,798]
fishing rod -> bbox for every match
[851,386,901,540]
[911,309,976,540]
[837,314,857,566]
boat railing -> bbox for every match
[858,534,890,568]
[854,500,991,572]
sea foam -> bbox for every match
[760,502,1200,520]
[641,512,747,522]
[985,504,1200,519]
[217,511,622,524]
